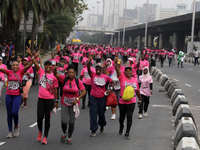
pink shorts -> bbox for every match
[22,80,32,98]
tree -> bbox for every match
[79,32,91,42]
[90,32,110,44]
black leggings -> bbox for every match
[123,56,128,64]
[33,67,36,84]
[138,94,150,114]
[37,98,54,138]
[82,83,91,107]
[118,103,135,134]
[72,62,79,76]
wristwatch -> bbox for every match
[76,98,80,101]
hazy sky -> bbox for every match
[78,0,197,26]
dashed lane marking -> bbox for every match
[0,142,6,146]
[173,79,179,82]
[57,107,61,111]
[189,68,193,70]
[29,122,37,128]
[185,84,192,87]
[151,104,170,108]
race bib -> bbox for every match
[8,81,20,90]
[2,53,5,57]
[94,77,106,86]
[125,81,137,89]
[112,52,115,55]
[84,71,91,79]
[22,75,29,80]
[97,55,101,58]
[63,96,76,106]
[73,55,78,59]
[114,81,120,90]
[51,60,56,65]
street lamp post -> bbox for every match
[122,0,127,46]
[96,1,100,27]
[92,7,95,27]
[191,0,196,53]
[144,0,149,47]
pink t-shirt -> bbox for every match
[130,52,136,57]
[22,67,34,81]
[107,65,125,75]
[161,52,166,56]
[102,49,107,55]
[134,49,138,53]
[80,67,96,85]
[111,50,116,55]
[123,51,129,56]
[168,52,174,58]
[6,69,24,95]
[96,51,102,59]
[71,53,81,63]
[0,64,7,81]
[59,75,85,107]
[118,73,139,104]
[63,56,70,63]
[139,60,149,70]
[81,57,94,67]
[138,75,153,96]
[38,68,58,99]
[90,72,112,98]
[132,63,138,77]
[55,56,61,62]
[28,57,39,67]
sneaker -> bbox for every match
[60,135,66,143]
[106,106,109,110]
[90,131,96,137]
[124,133,130,140]
[66,139,73,145]
[24,105,28,108]
[100,126,104,133]
[6,132,13,138]
[13,128,19,137]
[82,106,85,109]
[20,102,24,108]
[41,137,47,145]
[138,114,142,119]
[143,112,148,117]
[37,131,42,141]
[111,114,116,120]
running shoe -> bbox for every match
[41,137,47,145]
[138,114,142,119]
[111,114,116,120]
[124,133,130,140]
[37,131,42,141]
[66,139,73,145]
[6,132,13,138]
[82,106,85,109]
[24,105,28,108]
[13,127,19,137]
[143,112,148,117]
[90,131,96,137]
[100,126,104,133]
[60,135,66,143]
[20,102,24,108]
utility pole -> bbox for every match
[92,7,95,27]
[96,1,100,27]
[191,0,196,53]
[144,0,149,47]
[23,14,26,57]
[122,0,127,46]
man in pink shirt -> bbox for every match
[71,48,82,76]
[168,49,174,67]
[96,48,102,63]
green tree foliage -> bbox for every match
[79,32,91,42]
[90,32,110,45]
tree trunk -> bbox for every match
[31,14,37,50]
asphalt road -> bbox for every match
[0,53,174,150]
[156,59,200,131]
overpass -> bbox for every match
[76,26,117,34]
[113,11,200,53]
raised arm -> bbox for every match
[114,57,121,77]
[26,46,41,72]
[53,66,60,79]
[87,57,93,76]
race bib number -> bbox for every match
[112,52,115,55]
[8,81,20,90]
[97,55,101,58]
[63,97,76,106]
[39,75,53,89]
[94,77,106,86]
[73,55,78,59]
[125,81,137,89]
[2,53,5,57]
[114,81,120,90]
[84,71,91,79]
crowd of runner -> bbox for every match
[0,42,194,145]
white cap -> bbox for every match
[0,57,2,60]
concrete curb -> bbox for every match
[150,67,199,150]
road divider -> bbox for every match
[150,67,199,150]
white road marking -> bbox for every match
[0,142,6,146]
[199,71,200,72]
[151,104,170,108]
[29,122,37,128]
[173,79,179,82]
[199,90,200,92]
[57,107,61,111]
[185,84,191,87]
[189,68,193,70]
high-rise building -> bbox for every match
[102,0,110,28]
[191,1,200,12]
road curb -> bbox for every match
[150,67,199,150]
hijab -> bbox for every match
[106,58,112,68]
[142,67,150,78]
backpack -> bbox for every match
[122,86,135,101]
[63,76,79,89]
